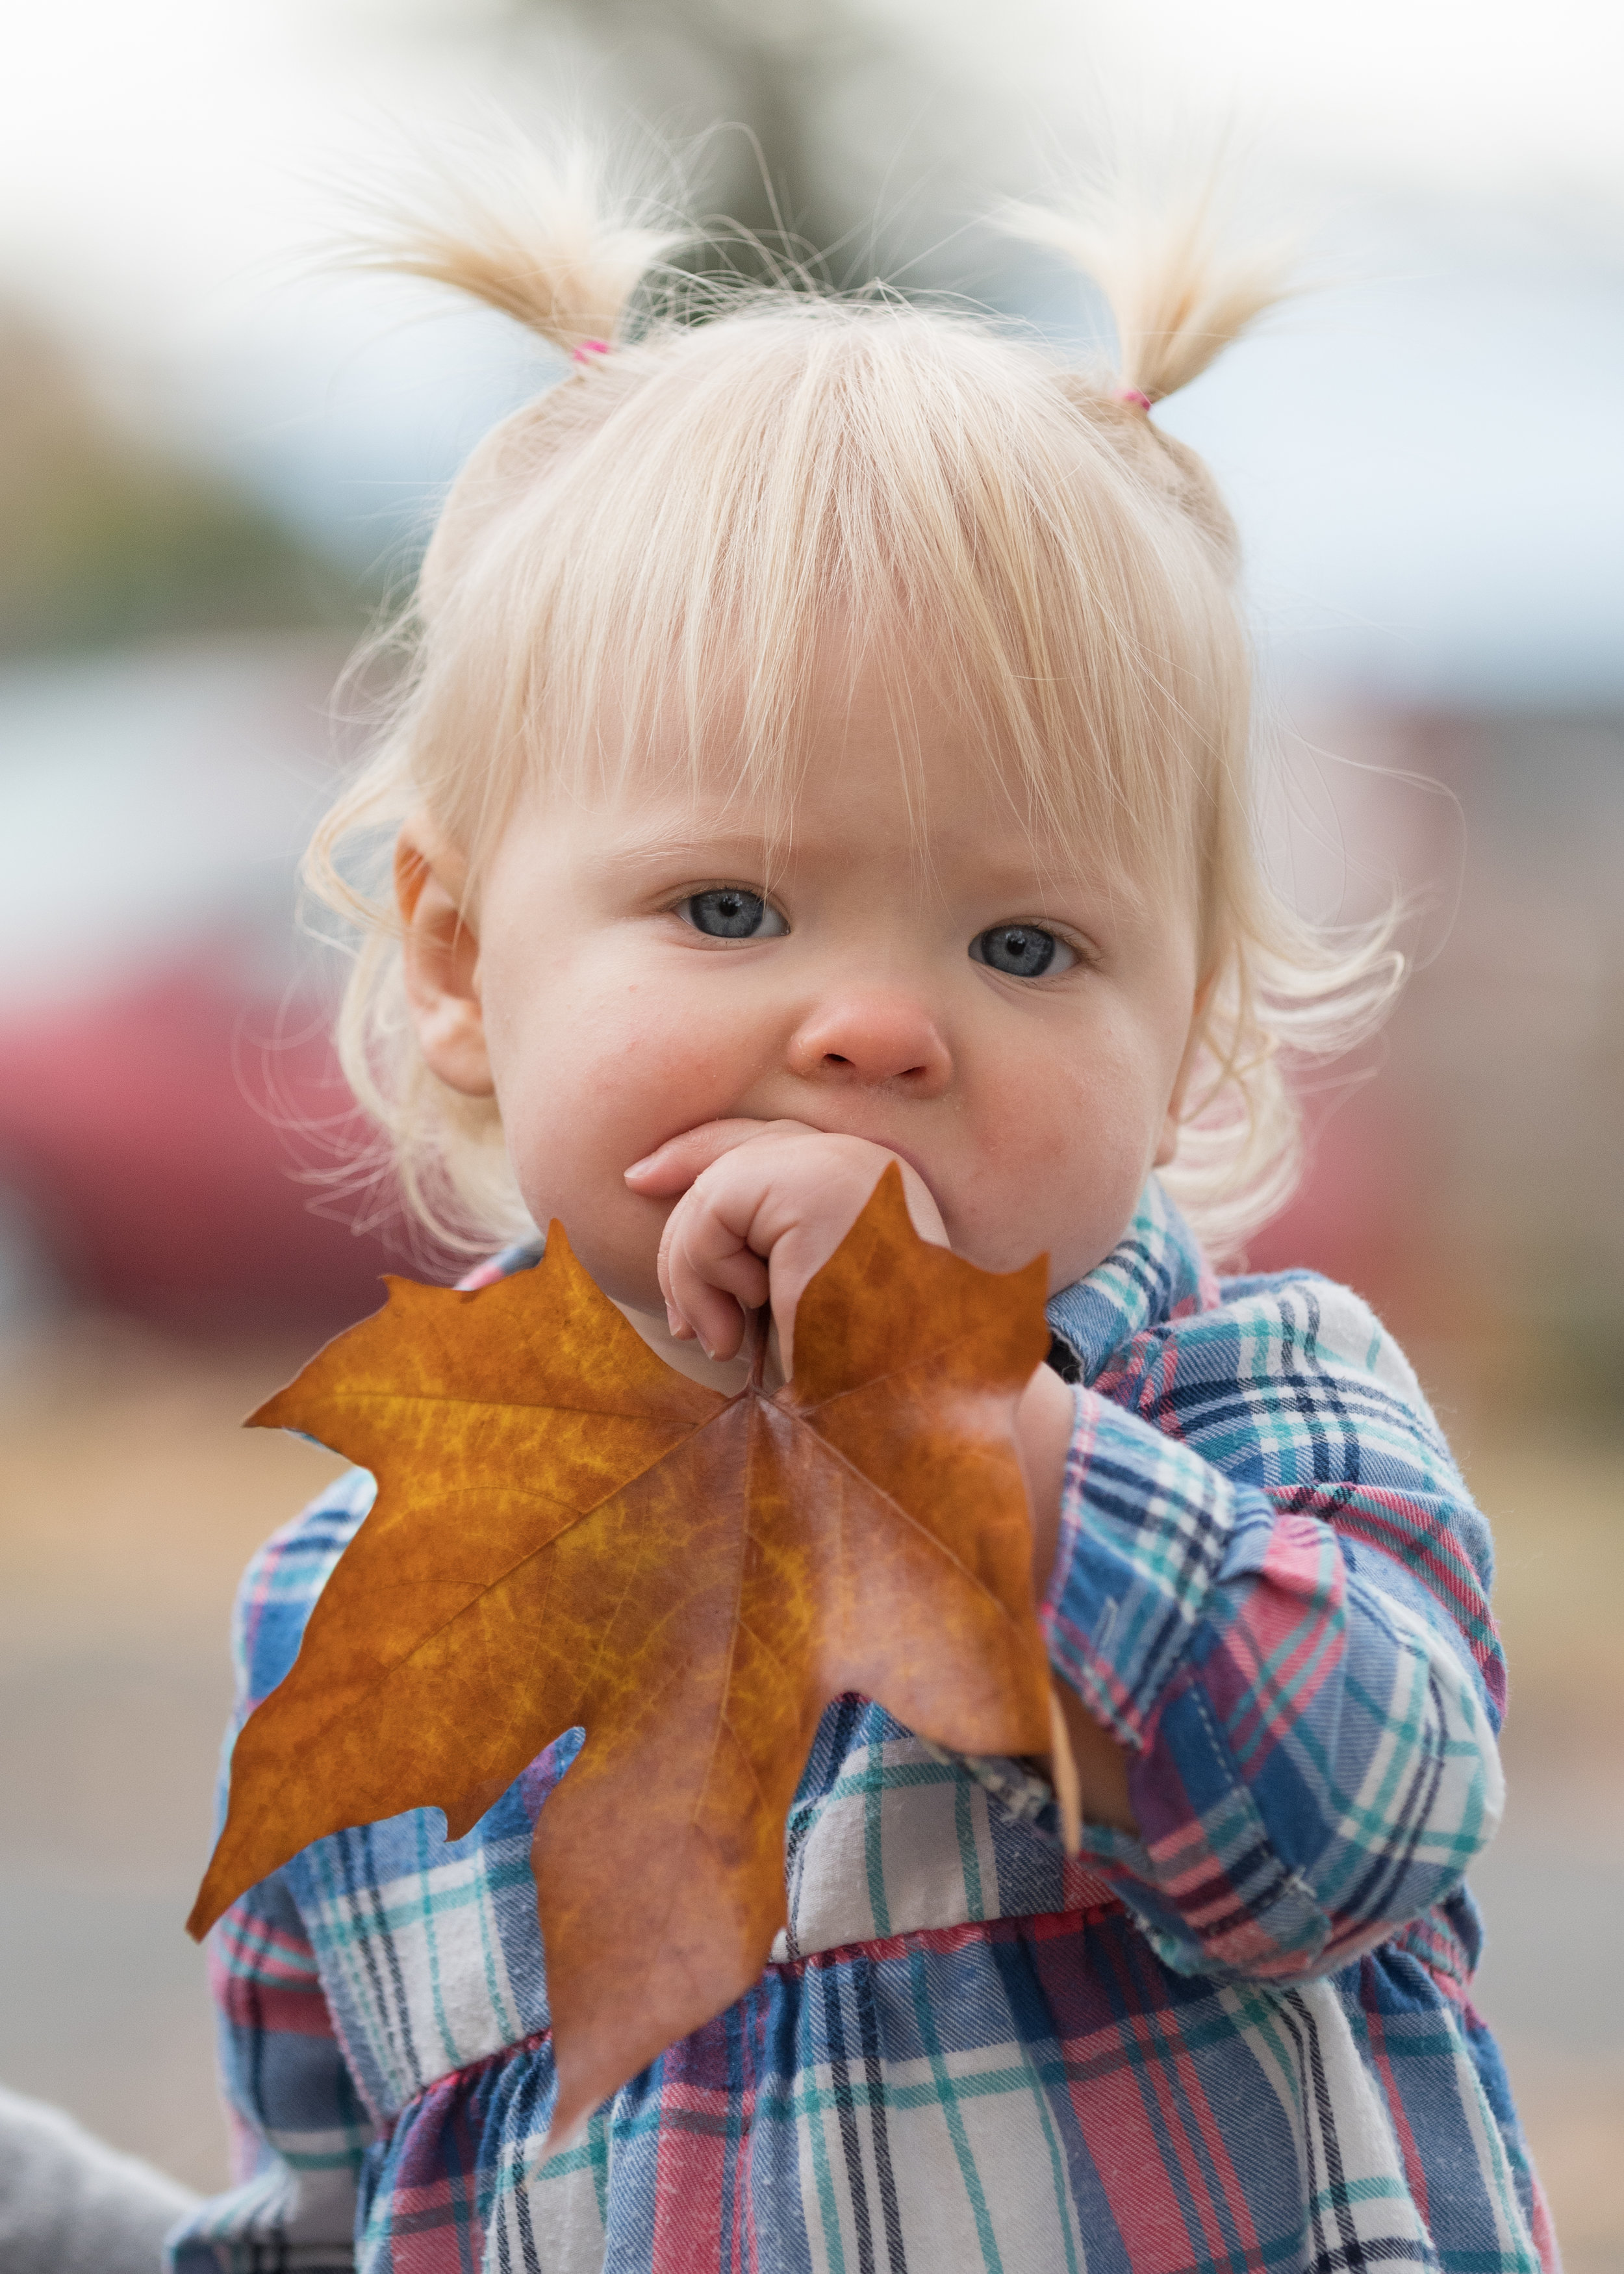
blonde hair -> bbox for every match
[309,142,1399,1264]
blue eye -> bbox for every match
[969,924,1073,978]
[679,888,787,940]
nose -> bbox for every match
[787,990,952,1095]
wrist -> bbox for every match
[1015,1359,1074,1599]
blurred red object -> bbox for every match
[1247,1080,1430,1297]
[0,946,400,1335]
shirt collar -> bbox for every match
[1044,1176,1219,1384]
[457,1236,544,1292]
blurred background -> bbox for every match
[0,0,1619,2258]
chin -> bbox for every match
[576,1233,667,1318]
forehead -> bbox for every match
[566,624,1074,826]
[533,682,1169,928]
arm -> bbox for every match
[169,1486,377,2271]
[169,1874,372,2271]
[1015,1359,1137,1829]
[1039,1281,1505,1981]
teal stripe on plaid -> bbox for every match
[864,1724,893,1937]
[954,1777,985,1924]
[801,2036,852,2274]
[904,1948,1004,2274]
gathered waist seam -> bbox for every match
[374,1900,1131,2125]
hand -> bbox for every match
[626,1118,1137,1832]
[624,1120,948,1371]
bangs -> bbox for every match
[406,303,1247,908]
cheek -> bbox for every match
[957,1012,1171,1274]
[986,1012,1156,1161]
[485,960,754,1187]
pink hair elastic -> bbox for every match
[572,338,611,364]
[1117,387,1152,412]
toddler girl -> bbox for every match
[173,149,1556,2272]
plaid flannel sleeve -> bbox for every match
[168,1477,377,2273]
[1044,1275,1506,1984]
[167,1873,371,2272]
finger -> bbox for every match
[668,1279,749,1362]
[655,1210,738,1355]
[624,1118,821,1195]
[656,1186,771,1359]
[665,1231,770,1343]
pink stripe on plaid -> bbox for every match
[1217,1514,1347,1762]
[1124,1995,1268,2270]
[1362,1955,1434,2234]
[1338,1489,1506,1705]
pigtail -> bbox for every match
[1003,184,1293,405]
[342,130,687,357]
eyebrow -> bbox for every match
[591,828,776,875]
[583,811,1157,923]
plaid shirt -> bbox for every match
[170,1180,1556,2273]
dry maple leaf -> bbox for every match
[189,1164,1075,2142]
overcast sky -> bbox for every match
[3,0,1620,311]
[1,0,1621,699]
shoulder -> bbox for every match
[1103,1262,1432,1398]
[1215,1268,1436,1409]
[1098,1264,1462,1496]
[231,1466,377,1715]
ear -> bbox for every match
[1153,973,1215,1169]
[395,815,495,1097]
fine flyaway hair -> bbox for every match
[339,133,689,357]
[307,129,1401,1263]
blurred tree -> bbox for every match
[0,311,362,657]
[501,0,971,288]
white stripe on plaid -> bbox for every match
[299,1818,539,2115]
[183,2157,359,2265]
